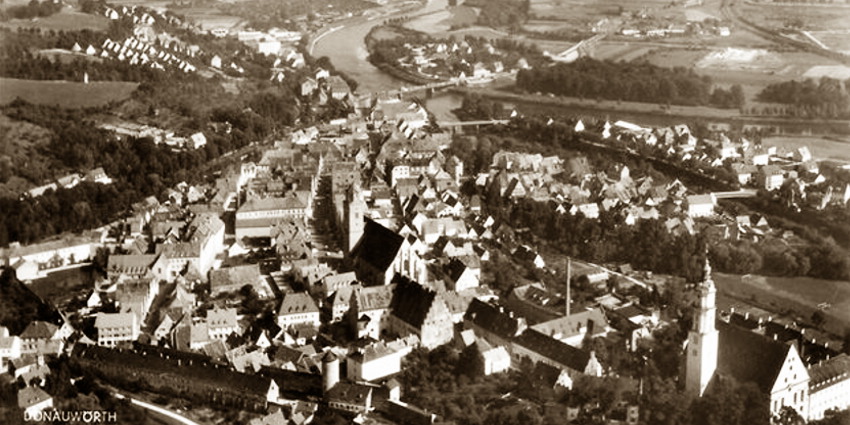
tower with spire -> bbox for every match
[685,257,718,397]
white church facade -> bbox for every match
[686,260,850,422]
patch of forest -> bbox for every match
[756,77,850,119]
[515,57,745,109]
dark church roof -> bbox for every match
[389,277,436,329]
[513,328,591,373]
[351,219,403,273]
[716,320,792,393]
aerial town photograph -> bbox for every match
[0,0,850,422]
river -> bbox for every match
[312,0,850,140]
[312,0,449,94]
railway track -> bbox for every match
[720,0,850,66]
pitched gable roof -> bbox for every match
[512,328,593,373]
[17,386,51,409]
[389,277,438,328]
[531,308,609,340]
[716,320,792,393]
[20,321,59,339]
[278,292,319,316]
[351,219,403,273]
[464,299,525,339]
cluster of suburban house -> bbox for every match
[24,167,113,199]
[492,118,850,247]
[393,39,531,82]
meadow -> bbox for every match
[0,9,110,31]
[714,272,850,336]
[0,78,138,108]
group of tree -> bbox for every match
[709,236,850,281]
[400,346,566,425]
[0,266,62,336]
[464,0,529,31]
[494,197,708,282]
[756,77,850,119]
[516,57,745,109]
[0,0,62,21]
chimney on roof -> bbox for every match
[745,312,749,320]
[773,334,778,341]
[730,307,735,314]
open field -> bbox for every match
[807,32,850,55]
[37,49,104,65]
[714,272,850,336]
[639,47,708,67]
[0,78,138,108]
[0,9,110,31]
[529,0,669,19]
[739,3,850,31]
[170,6,244,31]
[762,135,850,162]
[404,6,478,35]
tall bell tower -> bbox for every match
[685,258,718,397]
[343,184,365,255]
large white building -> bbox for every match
[807,354,850,421]
[277,292,320,329]
[236,195,308,240]
[95,312,140,347]
[346,341,403,381]
[159,212,224,279]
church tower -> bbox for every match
[685,258,719,397]
[343,184,366,255]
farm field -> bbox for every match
[403,6,478,35]
[640,47,708,68]
[0,78,139,108]
[807,32,850,55]
[738,3,850,32]
[0,9,110,31]
[714,272,850,336]
[762,135,850,162]
[170,6,244,32]
[803,65,850,80]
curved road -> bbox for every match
[114,394,203,425]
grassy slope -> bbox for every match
[0,78,139,108]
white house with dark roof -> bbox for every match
[19,321,65,356]
[95,312,140,347]
[277,292,320,330]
